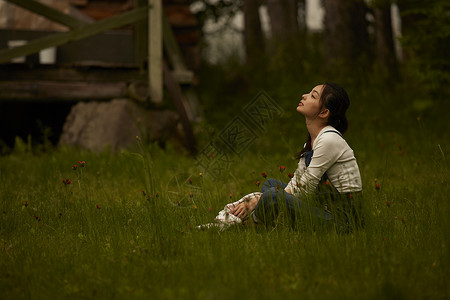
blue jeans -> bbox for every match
[253,178,335,229]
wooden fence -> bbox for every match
[0,0,197,153]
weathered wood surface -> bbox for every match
[0,0,201,124]
[0,29,135,65]
[133,0,148,67]
[74,0,134,20]
[0,81,127,101]
[163,10,188,71]
[0,66,144,82]
[1,0,201,70]
[148,0,162,104]
[0,6,149,64]
[0,73,194,102]
[69,0,88,7]
[0,65,194,84]
[0,0,69,31]
[5,0,84,29]
[163,61,196,153]
[164,1,200,71]
[165,4,198,28]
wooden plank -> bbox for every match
[171,69,194,84]
[0,29,136,65]
[162,12,187,71]
[0,67,146,82]
[165,5,199,28]
[133,0,148,68]
[0,81,128,101]
[68,5,95,24]
[5,0,86,29]
[0,6,149,64]
[163,61,196,154]
[162,12,200,122]
[148,0,162,103]
[69,0,88,6]
[183,87,202,122]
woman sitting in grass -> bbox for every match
[206,83,363,231]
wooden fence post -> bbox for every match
[148,0,162,104]
[134,0,148,69]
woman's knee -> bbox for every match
[263,178,284,189]
[259,188,277,204]
[255,190,279,222]
[262,178,275,188]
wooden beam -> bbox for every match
[148,0,162,104]
[0,6,149,64]
[0,66,196,86]
[162,13,187,71]
[134,0,148,68]
[162,12,199,122]
[0,81,128,101]
[163,61,196,153]
[68,5,95,25]
[5,0,86,29]
[0,67,146,82]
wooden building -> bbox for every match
[0,0,201,153]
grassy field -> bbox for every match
[1,82,449,299]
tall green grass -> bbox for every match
[1,79,449,299]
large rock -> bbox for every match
[59,98,185,152]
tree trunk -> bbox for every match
[396,0,426,63]
[243,0,265,65]
[297,0,306,33]
[323,0,369,63]
[285,0,298,37]
[374,4,396,67]
[266,0,298,43]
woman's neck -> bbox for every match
[306,121,327,148]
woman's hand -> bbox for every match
[231,196,259,220]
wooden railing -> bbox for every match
[0,0,198,153]
[0,0,161,102]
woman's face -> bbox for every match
[296,84,324,118]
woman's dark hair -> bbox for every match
[296,82,350,159]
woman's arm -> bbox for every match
[295,133,345,194]
[285,157,306,194]
[230,194,261,219]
